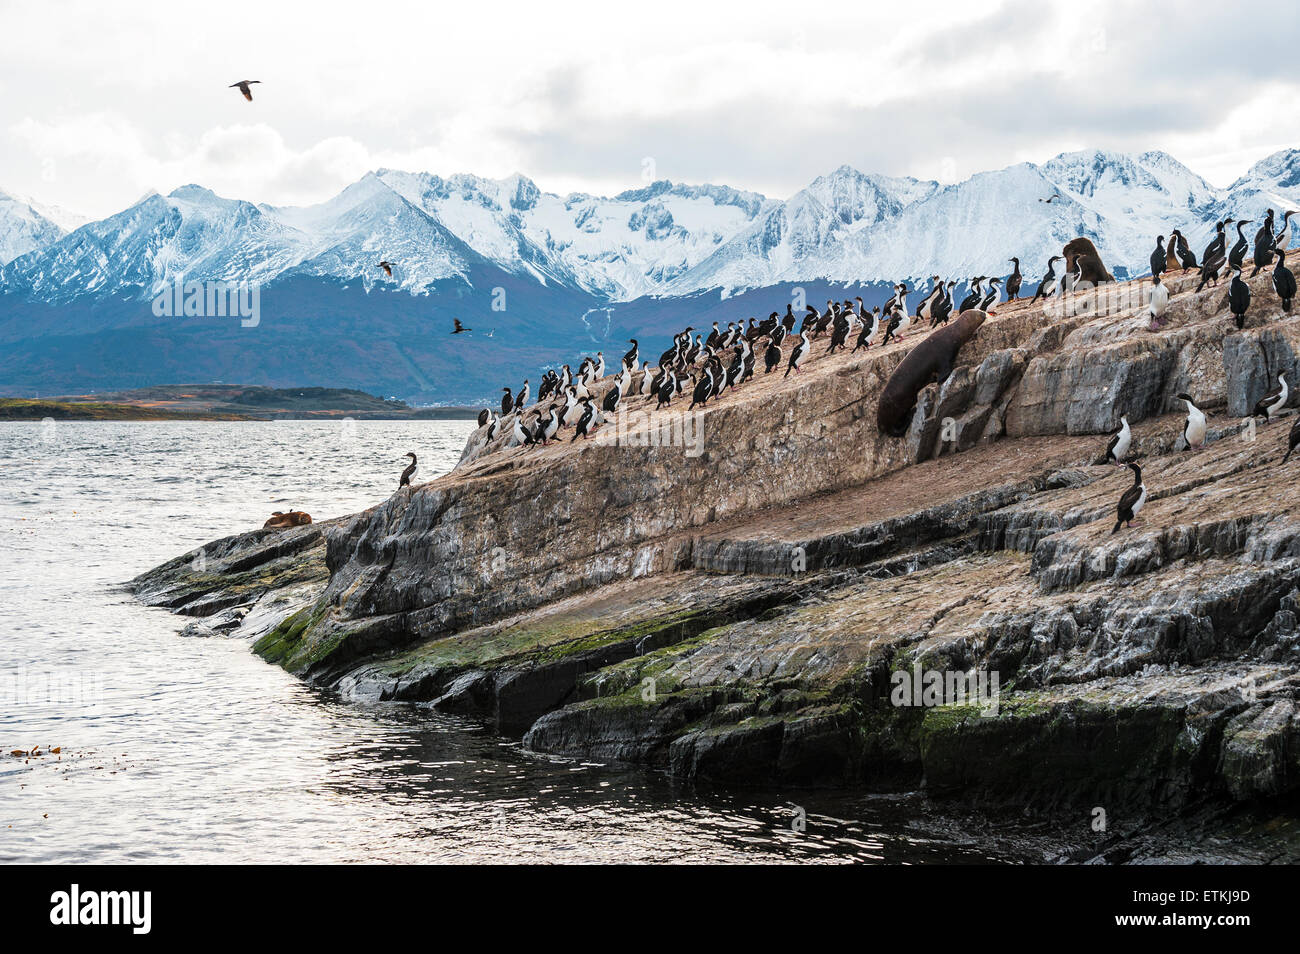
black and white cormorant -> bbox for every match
[959,277,985,312]
[979,277,1002,312]
[1275,210,1297,252]
[1284,417,1300,464]
[1111,463,1147,533]
[784,333,808,377]
[1173,230,1197,270]
[1147,274,1169,330]
[602,381,622,415]
[1177,393,1206,451]
[853,308,881,351]
[1252,372,1289,421]
[1031,257,1063,302]
[571,400,596,440]
[500,387,513,417]
[1103,415,1131,466]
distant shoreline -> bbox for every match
[0,386,483,422]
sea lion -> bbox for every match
[877,309,986,438]
[1062,237,1114,285]
[263,510,312,529]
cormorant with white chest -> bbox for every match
[1177,393,1206,451]
[1111,463,1147,533]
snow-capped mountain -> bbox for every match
[8,146,1299,307]
[0,190,66,265]
[374,169,771,298]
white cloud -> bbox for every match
[1,0,1297,218]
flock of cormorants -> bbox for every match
[393,209,1300,539]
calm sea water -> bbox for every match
[0,420,1038,864]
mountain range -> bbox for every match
[2,148,1298,403]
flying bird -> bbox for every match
[377,261,395,278]
[1039,193,1061,204]
[229,80,261,102]
[452,318,471,335]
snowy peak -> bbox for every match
[0,189,66,266]
[8,146,1300,304]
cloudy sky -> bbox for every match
[3,0,1299,219]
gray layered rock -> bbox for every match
[129,264,1300,840]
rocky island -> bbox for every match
[129,265,1300,856]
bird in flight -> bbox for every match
[1039,193,1061,204]
[452,319,471,334]
[377,261,394,278]
[229,80,261,102]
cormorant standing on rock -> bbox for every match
[1150,236,1166,279]
[655,372,675,409]
[571,400,596,440]
[1275,211,1297,252]
[1104,416,1131,466]
[764,337,782,373]
[853,308,880,351]
[1252,373,1289,421]
[602,381,622,415]
[1006,259,1022,300]
[1273,249,1296,312]
[979,277,1002,313]
[1177,393,1206,451]
[784,334,808,377]
[500,387,513,417]
[1031,257,1063,302]
[1173,230,1197,270]
[1284,417,1300,463]
[1251,210,1276,277]
[1147,274,1169,330]
[1228,220,1252,270]
[1229,265,1251,329]
[1111,463,1147,533]
[399,453,417,488]
[959,277,985,312]
[1203,220,1227,265]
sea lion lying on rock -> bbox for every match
[1063,237,1114,284]
[877,309,986,438]
[263,510,312,529]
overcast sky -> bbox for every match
[3,0,1299,219]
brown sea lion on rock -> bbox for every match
[877,309,986,438]
[263,510,312,529]
[1063,237,1114,284]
